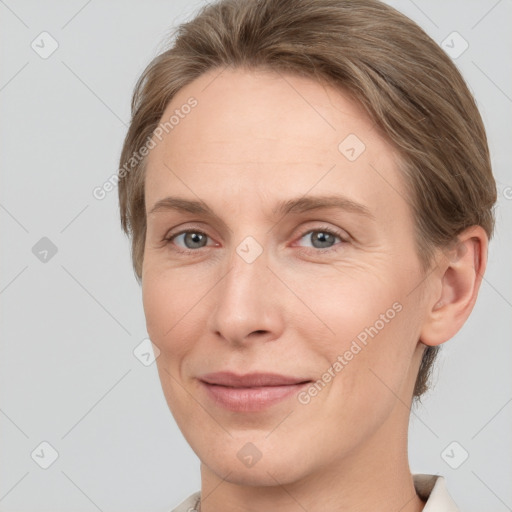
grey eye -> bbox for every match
[298,230,341,249]
[175,231,209,249]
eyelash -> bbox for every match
[162,225,348,255]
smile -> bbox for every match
[198,372,312,412]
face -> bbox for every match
[142,68,431,486]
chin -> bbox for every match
[193,430,317,488]
[204,453,309,487]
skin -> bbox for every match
[142,67,487,512]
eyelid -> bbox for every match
[293,225,349,252]
[163,227,218,253]
[163,223,350,254]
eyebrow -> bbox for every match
[148,194,375,220]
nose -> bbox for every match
[206,242,285,347]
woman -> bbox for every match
[117,0,496,510]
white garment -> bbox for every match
[170,474,459,512]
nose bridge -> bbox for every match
[208,233,281,343]
[224,229,270,297]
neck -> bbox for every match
[198,399,425,512]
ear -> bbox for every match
[420,226,488,347]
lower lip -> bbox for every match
[200,381,310,412]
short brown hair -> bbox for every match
[118,0,497,398]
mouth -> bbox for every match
[198,372,312,412]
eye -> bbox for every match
[163,225,348,255]
[295,226,347,252]
[164,229,214,252]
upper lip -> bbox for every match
[199,372,311,387]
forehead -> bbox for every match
[144,67,409,224]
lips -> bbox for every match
[200,372,311,387]
[198,372,312,412]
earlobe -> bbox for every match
[419,226,488,347]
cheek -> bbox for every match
[142,266,192,354]
[303,270,399,345]
[352,303,421,410]
[303,303,419,459]
[308,269,421,397]
[142,272,168,343]
[142,268,199,416]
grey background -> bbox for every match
[0,0,510,510]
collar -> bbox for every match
[413,474,460,511]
